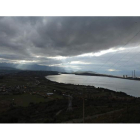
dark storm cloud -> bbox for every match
[0,17,140,56]
[0,17,140,67]
[31,17,140,56]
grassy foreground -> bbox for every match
[0,71,140,123]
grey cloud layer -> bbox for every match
[1,17,140,58]
[31,17,140,56]
[1,17,140,72]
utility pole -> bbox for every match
[83,88,85,123]
[67,95,73,111]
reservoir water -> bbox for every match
[46,74,140,97]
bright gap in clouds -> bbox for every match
[77,47,126,57]
[47,56,67,60]
[35,47,128,71]
[13,46,136,73]
[35,47,126,62]
[108,69,120,72]
[14,60,38,64]
[48,63,81,70]
[69,61,92,64]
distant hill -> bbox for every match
[0,63,66,72]
[74,71,97,74]
[0,67,18,70]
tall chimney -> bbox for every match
[132,71,133,78]
[134,70,135,78]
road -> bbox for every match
[64,108,125,123]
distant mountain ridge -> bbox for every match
[0,63,66,72]
[74,71,97,74]
[0,67,18,70]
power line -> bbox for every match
[108,30,140,70]
[84,21,140,89]
[112,51,140,71]
[91,22,140,89]
[94,22,139,73]
[116,51,140,75]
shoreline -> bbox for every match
[75,73,140,81]
[1,71,140,123]
[45,75,135,98]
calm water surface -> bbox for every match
[46,74,140,97]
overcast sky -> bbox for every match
[1,17,140,75]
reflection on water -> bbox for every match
[46,74,140,97]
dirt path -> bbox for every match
[56,110,63,116]
[64,108,125,123]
